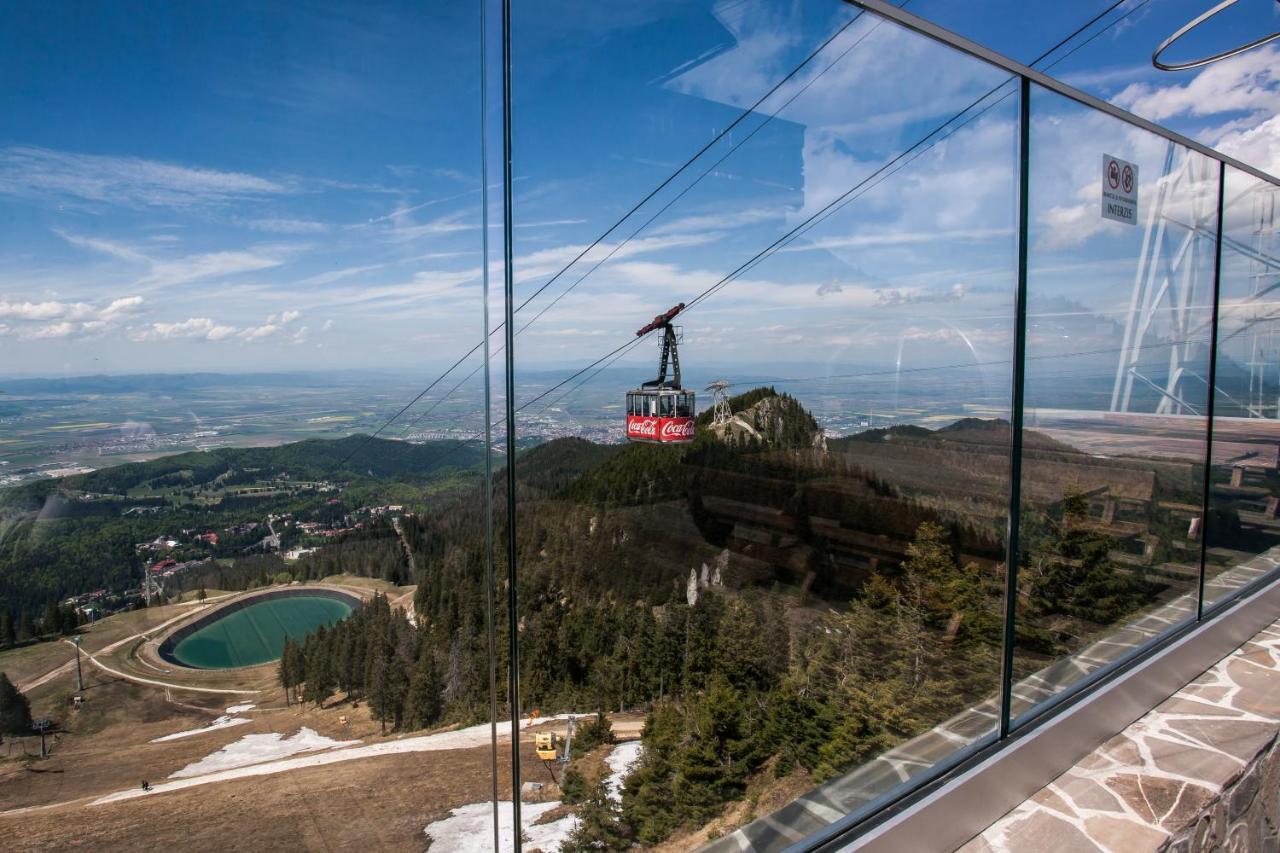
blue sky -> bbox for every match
[0,0,1276,394]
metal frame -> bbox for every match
[998,76,1032,738]
[501,0,523,844]
[1152,0,1280,72]
[1199,162,1227,620]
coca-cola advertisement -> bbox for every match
[626,415,695,443]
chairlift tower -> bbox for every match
[73,635,83,692]
[707,380,733,426]
[1109,142,1280,418]
[1245,187,1279,417]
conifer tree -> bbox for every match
[560,778,630,852]
[622,702,684,845]
[0,611,14,649]
[17,611,34,642]
[303,626,335,708]
[403,648,443,730]
[366,620,408,734]
[0,673,32,739]
[279,638,297,705]
[673,674,754,824]
[40,601,59,638]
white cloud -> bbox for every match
[279,310,302,324]
[1037,202,1112,251]
[130,317,237,342]
[298,263,388,287]
[874,283,969,306]
[0,299,92,321]
[58,231,288,290]
[0,146,286,208]
[0,295,143,331]
[100,296,145,318]
[1215,114,1280,178]
[29,321,76,339]
[1112,46,1280,122]
[238,323,282,341]
[241,218,329,234]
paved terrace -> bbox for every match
[702,547,1280,852]
[960,613,1280,851]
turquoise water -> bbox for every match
[170,596,352,669]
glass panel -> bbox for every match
[1204,166,1280,608]
[509,3,1016,849]
[1011,84,1219,723]
[0,4,499,849]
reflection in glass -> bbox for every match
[1204,166,1280,608]
[508,4,1015,849]
[1011,85,1219,722]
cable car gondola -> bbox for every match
[626,303,696,444]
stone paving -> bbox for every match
[959,615,1280,852]
[701,547,1280,852]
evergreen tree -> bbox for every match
[0,673,32,739]
[622,702,684,845]
[17,610,34,642]
[559,767,589,804]
[279,638,297,705]
[366,621,408,734]
[403,648,443,730]
[765,679,835,777]
[40,601,59,638]
[0,611,14,649]
[673,674,756,824]
[560,778,630,852]
[303,627,335,708]
[571,711,615,759]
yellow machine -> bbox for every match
[534,731,561,761]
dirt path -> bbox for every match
[0,712,589,817]
[68,639,259,696]
[17,605,219,694]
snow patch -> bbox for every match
[604,740,643,802]
[420,735,641,851]
[150,715,249,743]
[171,728,359,778]
[94,712,589,806]
[225,703,256,714]
[424,801,576,853]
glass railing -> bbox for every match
[0,2,1277,852]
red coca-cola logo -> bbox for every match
[628,417,658,437]
[660,419,695,438]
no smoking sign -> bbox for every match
[1101,154,1138,225]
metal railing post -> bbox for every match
[999,75,1032,738]
[1197,161,1227,620]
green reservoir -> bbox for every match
[168,595,353,669]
